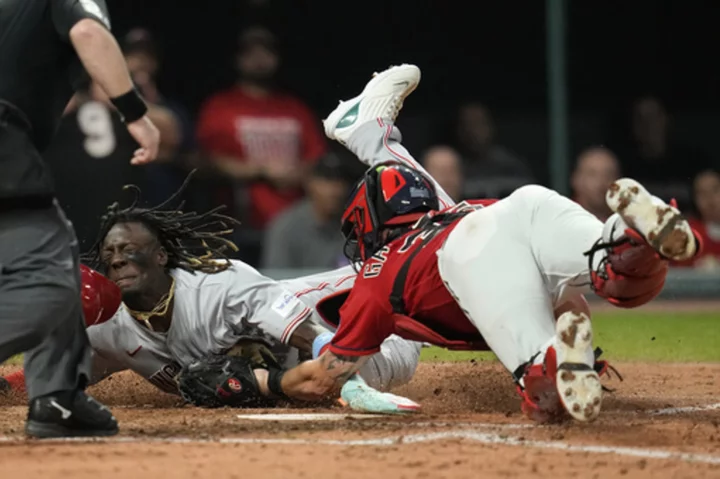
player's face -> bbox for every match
[101,222,168,298]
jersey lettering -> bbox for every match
[147,361,182,394]
[398,228,436,254]
[77,102,116,158]
[271,291,302,319]
[444,200,484,215]
[362,246,390,279]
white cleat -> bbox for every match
[554,311,603,422]
[323,64,421,145]
[606,178,697,261]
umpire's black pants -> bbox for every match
[0,121,92,400]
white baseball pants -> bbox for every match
[345,120,630,374]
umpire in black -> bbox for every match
[0,0,160,438]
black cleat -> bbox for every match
[25,390,118,438]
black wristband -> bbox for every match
[267,368,288,399]
[110,87,148,123]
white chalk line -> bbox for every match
[610,402,720,418]
[114,401,720,417]
[648,403,720,416]
[232,414,535,430]
[0,429,718,465]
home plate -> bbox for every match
[237,413,385,421]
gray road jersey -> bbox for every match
[87,261,357,393]
[280,264,356,327]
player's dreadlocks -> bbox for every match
[83,170,240,274]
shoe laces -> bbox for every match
[387,94,405,120]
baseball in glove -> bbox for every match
[177,338,284,408]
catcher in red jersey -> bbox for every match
[258,64,702,423]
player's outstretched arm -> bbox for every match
[277,351,369,401]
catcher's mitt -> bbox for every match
[587,229,668,308]
[177,338,283,408]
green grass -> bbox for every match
[420,312,720,363]
[5,355,22,366]
[4,313,718,368]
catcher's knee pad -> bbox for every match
[585,230,668,309]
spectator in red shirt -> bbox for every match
[680,169,720,270]
[196,27,327,229]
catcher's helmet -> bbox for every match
[341,162,438,263]
[80,264,122,327]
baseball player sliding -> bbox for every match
[1,175,422,414]
[240,64,701,423]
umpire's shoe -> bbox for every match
[26,390,118,438]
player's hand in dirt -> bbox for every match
[126,116,160,165]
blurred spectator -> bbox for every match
[617,96,712,209]
[44,82,146,250]
[677,169,720,270]
[421,145,464,203]
[453,102,534,199]
[197,26,326,230]
[262,154,351,269]
[121,28,196,206]
[570,147,620,221]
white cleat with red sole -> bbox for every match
[554,311,603,422]
[323,64,421,146]
[606,178,697,261]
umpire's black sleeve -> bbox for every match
[51,0,111,41]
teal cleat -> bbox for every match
[340,375,421,415]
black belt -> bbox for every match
[0,196,54,213]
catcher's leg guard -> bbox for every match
[517,312,603,423]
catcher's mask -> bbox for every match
[341,162,439,265]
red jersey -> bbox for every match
[674,218,720,268]
[329,200,497,357]
[196,88,327,228]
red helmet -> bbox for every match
[80,264,122,327]
[341,163,439,263]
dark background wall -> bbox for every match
[107,0,720,177]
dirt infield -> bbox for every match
[1,361,718,478]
